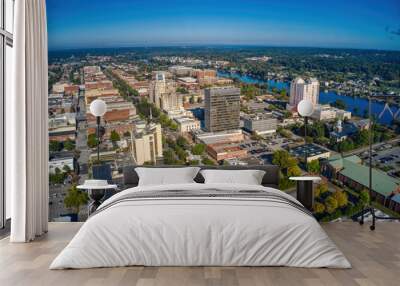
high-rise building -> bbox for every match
[149,72,182,112]
[131,123,163,165]
[288,77,319,110]
[204,87,240,132]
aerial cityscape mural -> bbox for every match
[46,0,400,222]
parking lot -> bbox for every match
[239,133,300,164]
[358,144,400,178]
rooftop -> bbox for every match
[330,156,400,197]
[289,143,330,158]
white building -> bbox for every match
[174,117,201,134]
[242,113,277,135]
[48,113,76,129]
[149,72,183,112]
[49,158,74,174]
[311,104,351,121]
[168,66,193,76]
[288,77,319,110]
[131,123,163,165]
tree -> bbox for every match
[87,133,98,148]
[325,196,338,214]
[338,139,354,152]
[64,185,89,215]
[202,157,216,166]
[163,150,176,165]
[272,150,298,170]
[307,160,320,174]
[62,164,71,173]
[359,189,370,206]
[311,121,325,138]
[314,183,328,198]
[354,130,369,147]
[176,147,188,162]
[49,167,66,185]
[314,202,326,214]
[192,143,206,155]
[189,95,195,104]
[333,190,348,207]
[188,160,200,165]
[169,122,178,131]
[49,140,62,152]
[176,136,188,148]
[277,127,292,139]
[64,139,75,151]
[110,130,121,143]
[287,165,301,177]
[332,99,346,110]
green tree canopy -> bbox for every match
[110,130,121,142]
[176,136,188,148]
[314,202,326,214]
[325,196,338,214]
[333,190,348,208]
[64,139,75,151]
[354,129,369,147]
[359,189,370,206]
[64,185,89,215]
[314,183,329,198]
[49,140,63,152]
[307,160,320,174]
[163,150,176,165]
[202,157,216,166]
[87,133,98,148]
[192,143,206,155]
[62,164,71,173]
[272,150,298,170]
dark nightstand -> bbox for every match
[289,176,321,211]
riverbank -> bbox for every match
[217,71,398,126]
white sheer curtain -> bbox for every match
[8,0,48,242]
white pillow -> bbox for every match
[200,169,265,185]
[135,167,200,186]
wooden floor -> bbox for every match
[0,222,399,286]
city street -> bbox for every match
[76,92,90,181]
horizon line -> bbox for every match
[48,44,400,53]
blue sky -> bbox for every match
[47,0,400,50]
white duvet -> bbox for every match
[50,183,351,269]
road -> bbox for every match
[76,91,90,182]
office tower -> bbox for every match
[289,77,319,108]
[150,72,166,108]
[131,123,163,165]
[150,72,182,111]
[204,87,241,132]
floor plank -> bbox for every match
[0,222,399,286]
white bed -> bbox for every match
[50,183,350,269]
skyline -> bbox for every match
[47,0,400,51]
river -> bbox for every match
[217,71,398,125]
